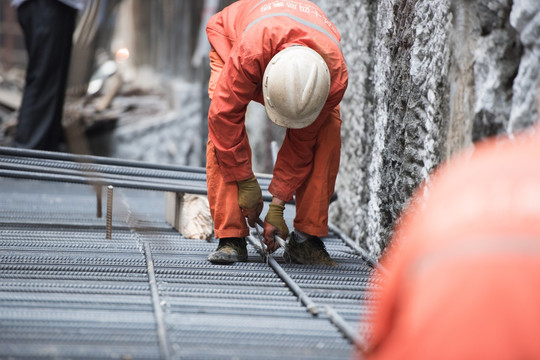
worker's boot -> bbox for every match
[284,232,337,266]
[207,237,248,264]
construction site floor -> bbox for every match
[0,177,379,360]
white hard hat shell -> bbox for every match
[262,46,331,129]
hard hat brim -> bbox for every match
[264,103,320,129]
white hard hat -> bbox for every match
[262,46,331,129]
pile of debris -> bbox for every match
[0,65,24,147]
[0,61,170,156]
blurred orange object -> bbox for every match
[364,126,540,360]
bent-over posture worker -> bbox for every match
[205,0,348,265]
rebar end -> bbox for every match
[307,304,319,316]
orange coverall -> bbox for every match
[364,127,540,359]
[206,0,348,239]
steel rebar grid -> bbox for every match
[0,167,379,359]
[245,232,378,352]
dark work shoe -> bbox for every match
[284,232,338,266]
[207,237,248,264]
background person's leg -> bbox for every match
[14,0,77,150]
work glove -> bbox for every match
[263,203,289,253]
[237,176,263,227]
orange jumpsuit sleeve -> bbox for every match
[208,48,224,100]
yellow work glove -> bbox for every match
[237,176,263,227]
[263,203,289,253]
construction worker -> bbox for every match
[363,123,540,359]
[205,0,348,265]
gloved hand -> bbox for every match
[263,203,289,253]
[237,176,263,227]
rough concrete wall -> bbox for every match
[317,0,540,258]
[472,0,521,141]
[90,81,205,166]
[508,0,540,132]
[446,0,476,157]
[313,0,376,251]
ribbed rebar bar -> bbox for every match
[246,235,319,316]
[143,242,171,360]
[0,146,206,174]
[0,156,206,182]
[95,185,102,218]
[0,167,274,200]
[0,166,207,194]
[0,146,274,181]
[0,160,205,188]
[325,305,368,354]
[106,185,113,239]
[328,222,387,274]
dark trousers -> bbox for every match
[14,0,77,151]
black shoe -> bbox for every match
[207,237,248,264]
[284,232,337,266]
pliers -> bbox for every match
[252,218,286,262]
